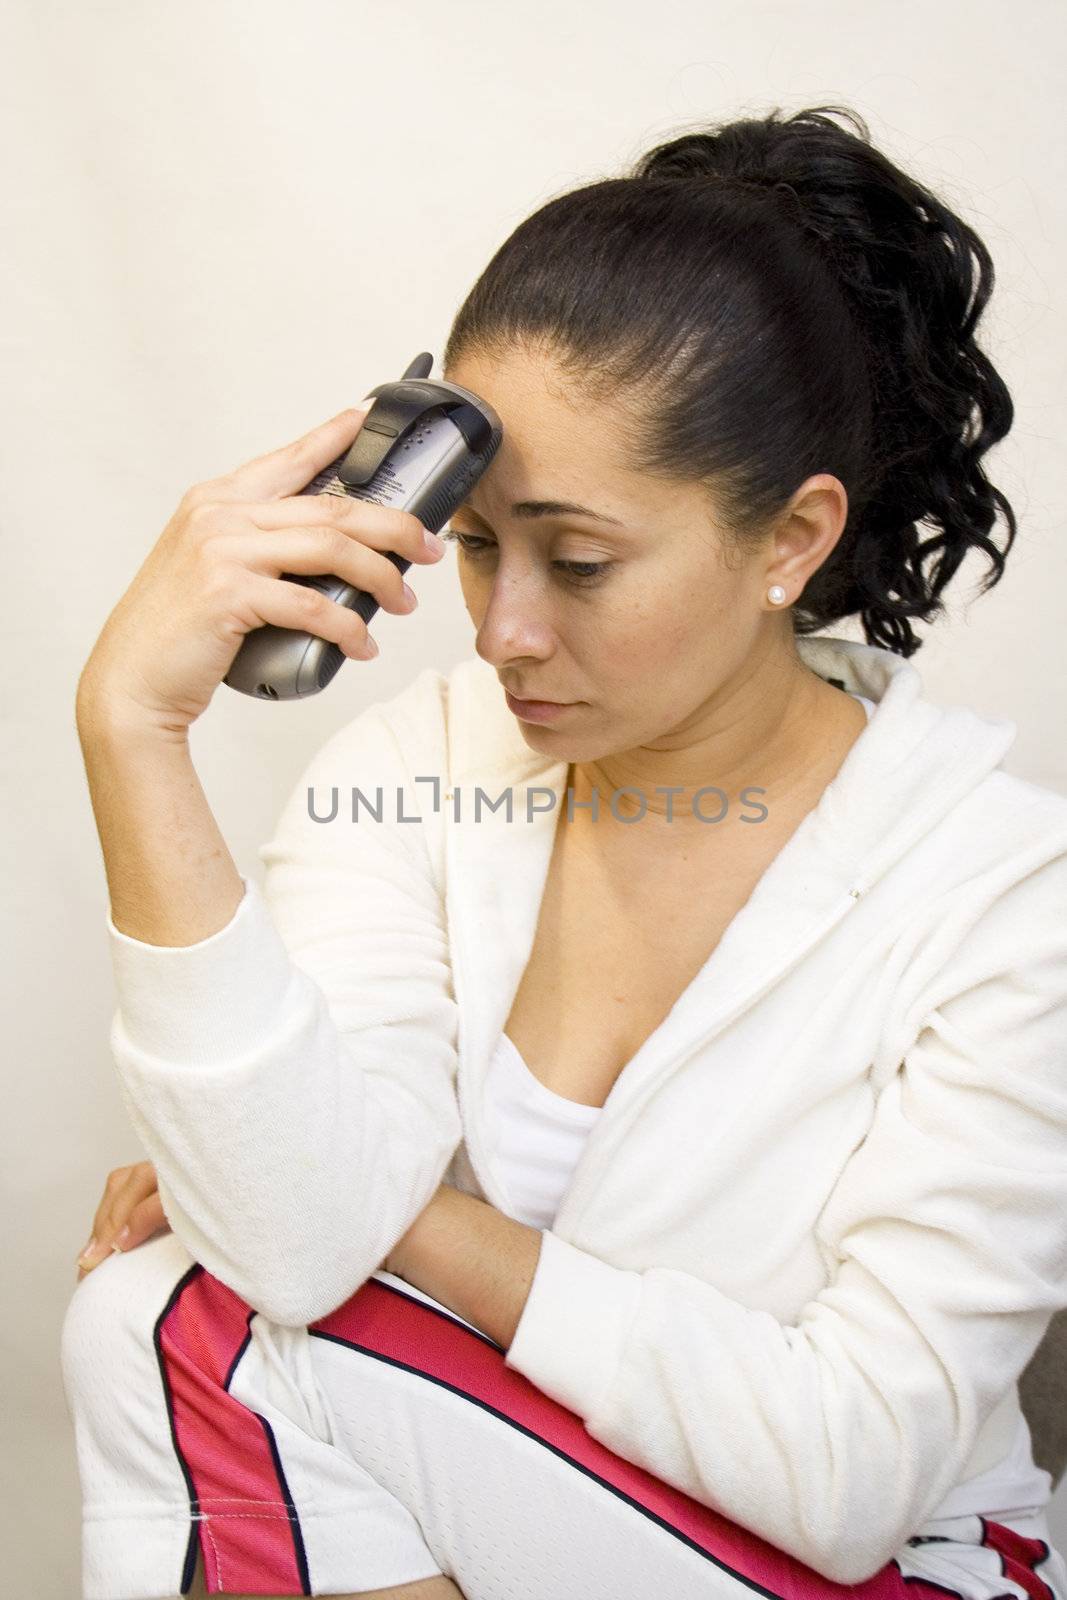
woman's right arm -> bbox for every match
[77,406,456,1325]
[75,402,440,949]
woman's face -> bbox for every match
[441,345,838,764]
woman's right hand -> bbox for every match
[75,404,448,740]
[75,1160,171,1281]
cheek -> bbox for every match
[458,560,735,671]
[600,569,720,669]
[456,565,487,618]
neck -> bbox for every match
[570,662,856,836]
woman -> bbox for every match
[62,105,1067,1600]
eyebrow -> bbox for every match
[455,498,627,527]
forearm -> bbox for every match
[390,1184,544,1350]
[76,689,243,947]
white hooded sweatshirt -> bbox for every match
[104,634,1067,1590]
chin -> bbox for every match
[513,720,567,746]
[513,724,607,765]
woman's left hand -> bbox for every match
[76,1160,172,1281]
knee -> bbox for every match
[60,1229,196,1408]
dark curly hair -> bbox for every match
[442,105,1017,657]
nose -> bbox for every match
[473,566,556,670]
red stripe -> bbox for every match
[312,1277,905,1600]
[159,1268,304,1595]
[982,1520,1056,1600]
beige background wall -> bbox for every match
[1,1,1064,1592]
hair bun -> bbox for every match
[637,122,783,188]
[634,106,876,257]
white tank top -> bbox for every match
[485,689,878,1229]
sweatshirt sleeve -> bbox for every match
[502,848,1067,1587]
[105,677,462,1328]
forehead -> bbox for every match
[445,347,694,527]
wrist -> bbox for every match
[76,680,190,751]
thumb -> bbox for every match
[225,401,377,503]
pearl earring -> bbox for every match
[767,584,787,605]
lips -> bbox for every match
[503,689,575,721]
[503,686,567,704]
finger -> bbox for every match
[116,1191,171,1250]
[245,495,447,565]
[226,402,378,503]
[76,1193,170,1281]
[238,571,382,660]
[226,528,419,615]
[75,1166,137,1264]
[76,1165,160,1271]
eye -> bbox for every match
[556,559,613,583]
[441,529,613,585]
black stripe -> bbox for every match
[893,1559,975,1600]
[222,1309,255,1390]
[152,1263,207,1596]
[365,1272,507,1352]
[310,1324,793,1600]
[255,1411,312,1595]
[154,1266,313,1596]
[979,1517,1057,1600]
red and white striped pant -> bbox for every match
[61,1229,1066,1600]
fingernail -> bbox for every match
[423,528,446,556]
[111,1226,131,1253]
[76,1237,98,1264]
[361,636,379,658]
[401,582,418,610]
